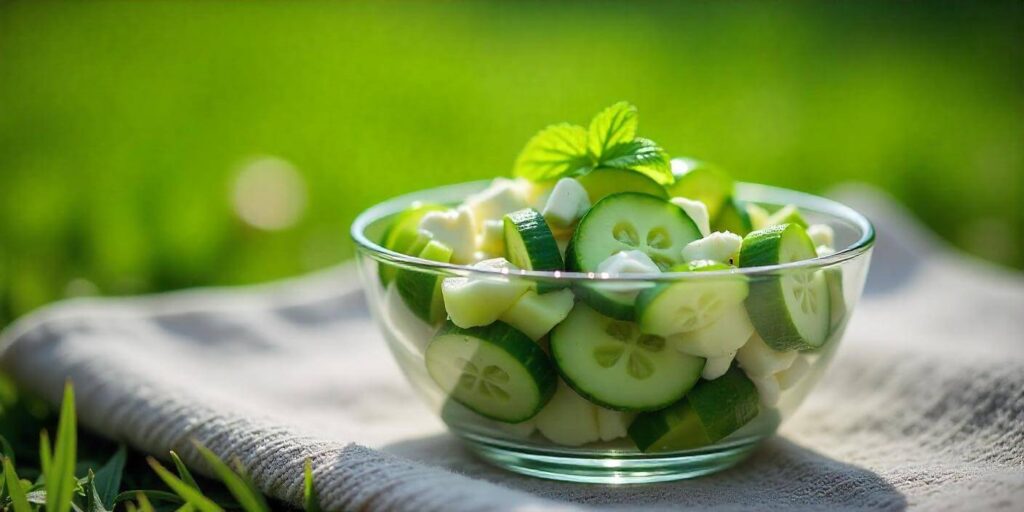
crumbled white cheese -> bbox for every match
[541,178,590,229]
[816,245,836,257]
[441,258,530,328]
[751,374,782,407]
[597,250,660,275]
[681,231,743,265]
[806,224,835,249]
[477,219,505,256]
[464,178,529,226]
[418,207,477,264]
[670,197,711,237]
[777,355,811,390]
[702,351,737,380]
[736,333,798,378]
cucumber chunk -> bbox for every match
[628,366,759,453]
[395,240,453,324]
[550,303,705,412]
[503,208,565,293]
[636,261,749,337]
[712,197,753,236]
[569,193,702,273]
[441,258,531,328]
[498,288,575,341]
[667,158,733,220]
[577,168,668,204]
[764,204,808,228]
[377,203,446,284]
[739,224,831,351]
[426,321,556,423]
[534,380,602,446]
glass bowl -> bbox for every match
[351,180,874,483]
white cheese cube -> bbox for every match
[418,207,477,264]
[751,374,781,407]
[498,288,575,341]
[477,219,505,256]
[701,351,737,380]
[670,304,754,358]
[441,258,530,328]
[806,224,835,249]
[541,178,590,229]
[670,197,711,237]
[681,231,743,265]
[596,407,636,442]
[464,178,529,227]
[816,245,836,257]
[776,355,811,390]
[736,333,798,378]
[597,250,660,275]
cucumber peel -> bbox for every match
[395,240,452,324]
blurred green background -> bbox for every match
[0,0,1021,325]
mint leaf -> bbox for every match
[600,138,672,184]
[513,123,591,181]
[588,101,638,160]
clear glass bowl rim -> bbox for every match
[350,180,875,281]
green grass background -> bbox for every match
[0,0,1021,324]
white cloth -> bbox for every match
[2,186,1022,511]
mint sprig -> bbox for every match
[513,102,672,184]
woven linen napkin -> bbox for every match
[1,187,1022,511]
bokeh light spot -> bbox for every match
[232,156,308,231]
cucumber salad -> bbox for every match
[377,102,846,452]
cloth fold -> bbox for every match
[2,186,1022,511]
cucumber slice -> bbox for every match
[426,321,556,423]
[395,240,453,324]
[550,303,705,412]
[712,196,753,236]
[667,159,733,220]
[577,168,668,204]
[764,204,808,228]
[739,224,831,351]
[377,203,446,284]
[503,208,565,293]
[636,262,749,337]
[534,380,602,446]
[570,193,702,272]
[628,366,759,453]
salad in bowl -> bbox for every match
[351,102,874,482]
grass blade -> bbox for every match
[46,381,77,512]
[136,491,156,512]
[0,433,15,465]
[146,457,223,512]
[175,505,197,512]
[192,442,269,512]
[303,459,320,512]
[39,429,52,479]
[93,445,126,509]
[169,450,200,491]
[113,489,183,505]
[3,456,33,512]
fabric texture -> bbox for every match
[1,187,1022,511]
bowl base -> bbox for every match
[458,431,762,484]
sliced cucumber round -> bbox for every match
[739,224,831,351]
[426,321,556,423]
[377,203,446,285]
[550,303,705,412]
[667,159,733,220]
[628,366,759,453]
[503,208,564,278]
[569,193,702,273]
[395,240,452,324]
[635,261,749,337]
[577,167,668,204]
